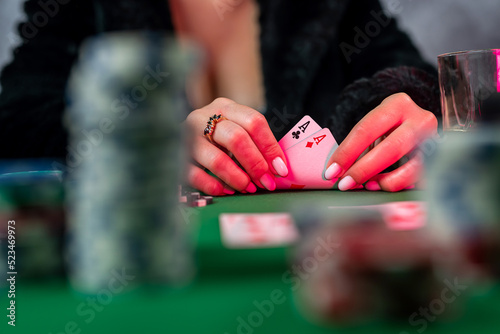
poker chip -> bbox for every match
[192,199,207,207]
[0,168,66,282]
[178,186,214,207]
[426,129,500,281]
[64,32,197,293]
[290,207,464,324]
[187,192,201,202]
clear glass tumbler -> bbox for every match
[438,49,500,132]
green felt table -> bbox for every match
[2,190,499,334]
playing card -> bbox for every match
[219,213,298,248]
[279,115,322,151]
[328,201,427,231]
[378,201,427,231]
[276,128,338,189]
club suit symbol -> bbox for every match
[292,131,300,139]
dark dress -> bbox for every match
[0,0,440,159]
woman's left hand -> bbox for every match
[324,93,438,192]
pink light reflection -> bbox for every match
[495,49,500,93]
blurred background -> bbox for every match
[1,0,500,94]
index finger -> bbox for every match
[325,94,411,179]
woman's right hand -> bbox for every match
[184,98,289,196]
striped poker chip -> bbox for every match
[426,129,500,279]
[64,32,197,293]
[187,192,201,203]
[191,198,207,207]
[178,187,214,207]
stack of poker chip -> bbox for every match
[64,32,197,293]
[178,185,214,207]
[290,208,464,324]
[426,129,500,282]
[0,166,65,286]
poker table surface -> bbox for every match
[3,190,500,334]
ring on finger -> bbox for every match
[203,114,227,144]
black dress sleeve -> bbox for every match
[0,0,95,159]
[0,0,175,160]
[329,0,441,143]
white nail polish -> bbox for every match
[325,163,341,180]
[259,174,276,191]
[272,157,288,177]
[338,176,356,191]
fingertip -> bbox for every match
[338,176,357,191]
[272,157,288,177]
[325,163,342,180]
[223,186,235,195]
[365,181,381,191]
[254,179,264,189]
[245,182,257,193]
[259,173,276,191]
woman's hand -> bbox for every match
[324,93,438,192]
[184,98,289,196]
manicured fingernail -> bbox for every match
[272,157,289,177]
[245,182,257,193]
[325,163,342,180]
[223,187,235,195]
[338,176,357,191]
[259,173,276,191]
[365,181,381,191]
[405,185,416,190]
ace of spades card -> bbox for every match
[276,116,339,190]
